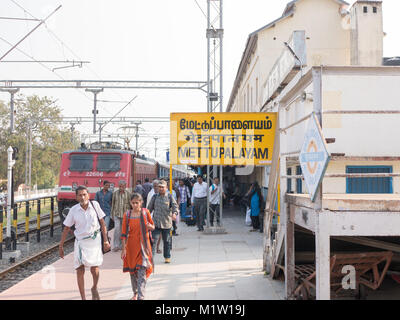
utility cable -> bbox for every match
[0,5,61,61]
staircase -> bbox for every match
[263,116,285,277]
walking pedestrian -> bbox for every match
[146,179,159,208]
[174,178,179,189]
[59,185,110,300]
[121,193,154,300]
[147,180,178,263]
[191,175,208,231]
[95,181,113,230]
[177,179,191,219]
[245,182,264,232]
[111,180,131,251]
[209,177,225,227]
[146,179,162,253]
[170,182,180,236]
[142,177,153,204]
[134,180,145,198]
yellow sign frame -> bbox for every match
[170,112,277,166]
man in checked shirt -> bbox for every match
[147,180,179,263]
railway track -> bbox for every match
[0,237,75,292]
[0,237,74,279]
[17,217,62,240]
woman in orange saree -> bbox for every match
[121,193,154,300]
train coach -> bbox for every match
[157,162,194,180]
[57,141,192,220]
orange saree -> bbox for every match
[121,208,153,278]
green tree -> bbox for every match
[0,95,79,190]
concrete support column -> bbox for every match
[315,211,331,300]
[284,203,295,299]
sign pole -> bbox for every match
[219,165,223,226]
[312,67,330,300]
[169,165,173,194]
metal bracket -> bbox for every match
[206,28,224,38]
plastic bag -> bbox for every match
[245,207,252,226]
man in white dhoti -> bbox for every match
[59,185,110,300]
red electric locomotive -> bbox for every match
[57,141,158,219]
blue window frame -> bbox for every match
[346,166,393,194]
[287,168,292,193]
[296,166,302,193]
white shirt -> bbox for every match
[209,184,223,205]
[146,188,156,208]
[191,182,208,203]
[63,201,105,241]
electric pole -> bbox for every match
[98,122,103,143]
[85,88,104,134]
[0,88,19,133]
[154,137,159,159]
[70,123,76,145]
[131,122,142,153]
[205,0,224,233]
[6,147,14,249]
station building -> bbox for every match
[226,0,400,196]
[226,0,400,299]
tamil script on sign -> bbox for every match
[170,113,277,166]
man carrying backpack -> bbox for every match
[147,180,179,264]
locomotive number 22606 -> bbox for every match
[85,172,104,177]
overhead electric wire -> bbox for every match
[100,95,138,131]
[6,0,141,126]
[6,0,114,119]
[193,0,208,20]
[0,5,61,61]
[1,2,96,106]
[7,0,175,135]
[138,126,166,149]
[0,16,39,21]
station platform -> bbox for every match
[0,206,284,300]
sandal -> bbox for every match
[131,294,138,300]
[91,287,100,300]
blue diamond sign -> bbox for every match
[299,113,330,202]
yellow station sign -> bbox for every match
[170,112,277,166]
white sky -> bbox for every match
[0,0,398,160]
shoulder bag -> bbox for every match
[90,200,111,254]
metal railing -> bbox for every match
[0,194,57,260]
[14,188,57,200]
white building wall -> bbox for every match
[228,0,387,195]
[256,0,351,109]
[321,69,400,157]
[280,67,400,195]
[232,0,352,114]
[350,1,383,66]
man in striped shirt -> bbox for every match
[177,179,190,219]
[147,180,178,263]
[111,180,131,251]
